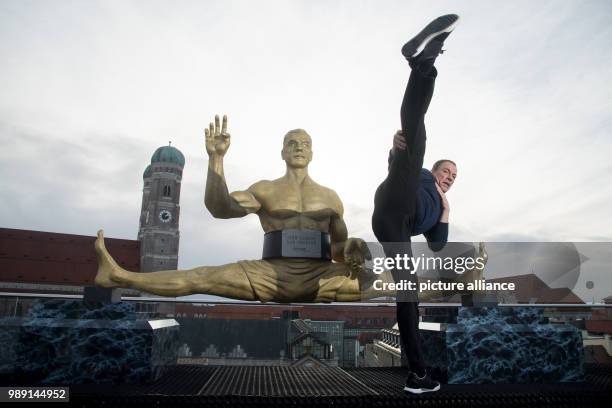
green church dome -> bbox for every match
[143,164,152,179]
[150,145,185,167]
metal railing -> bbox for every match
[0,291,610,307]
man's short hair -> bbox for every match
[432,159,456,172]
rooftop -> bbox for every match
[23,363,612,407]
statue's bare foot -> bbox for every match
[362,269,397,299]
[94,229,127,288]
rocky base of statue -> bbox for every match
[419,306,585,384]
[0,299,179,385]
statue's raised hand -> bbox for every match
[205,114,230,157]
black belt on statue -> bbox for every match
[262,229,332,260]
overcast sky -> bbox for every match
[1,0,611,301]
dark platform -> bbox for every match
[0,300,179,384]
[34,363,612,407]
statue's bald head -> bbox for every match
[283,129,312,145]
[281,129,313,168]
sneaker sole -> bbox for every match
[403,384,441,394]
[401,15,459,58]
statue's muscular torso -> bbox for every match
[232,176,343,233]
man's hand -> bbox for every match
[205,114,230,157]
[393,130,407,150]
[435,182,450,222]
[344,238,372,279]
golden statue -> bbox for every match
[95,115,386,302]
[94,115,486,302]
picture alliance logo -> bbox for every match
[372,279,515,292]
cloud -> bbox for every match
[0,120,145,236]
[1,0,611,292]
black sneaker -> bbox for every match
[403,371,441,394]
[401,14,459,60]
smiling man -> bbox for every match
[432,159,457,193]
[371,14,460,394]
[387,140,457,240]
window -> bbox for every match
[163,185,171,197]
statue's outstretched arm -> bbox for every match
[204,114,261,218]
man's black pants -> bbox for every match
[371,66,436,375]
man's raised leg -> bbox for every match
[371,14,458,394]
[398,15,457,395]
[372,53,437,237]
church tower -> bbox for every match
[138,143,185,272]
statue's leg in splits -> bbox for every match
[95,230,258,299]
[95,230,394,302]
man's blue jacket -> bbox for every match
[388,150,448,246]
